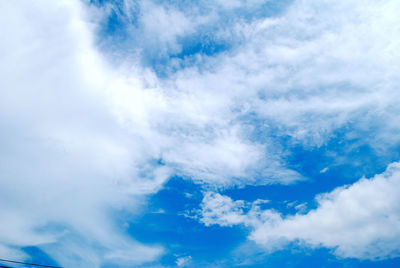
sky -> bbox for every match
[1,0,400,267]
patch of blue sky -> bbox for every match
[150,0,294,20]
[89,0,140,54]
[227,244,400,268]
[223,119,400,215]
[21,246,61,268]
[147,34,233,78]
[0,247,61,268]
[19,242,400,268]
[111,110,400,266]
[115,175,400,267]
[123,177,248,267]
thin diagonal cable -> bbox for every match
[0,259,63,268]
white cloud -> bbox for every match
[176,255,192,267]
[199,192,249,227]
[165,0,400,148]
[252,161,400,260]
[140,2,194,42]
[198,162,400,260]
[95,0,400,156]
[0,0,165,266]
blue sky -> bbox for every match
[1,0,400,267]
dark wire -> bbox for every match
[0,258,63,268]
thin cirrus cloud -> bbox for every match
[1,0,400,267]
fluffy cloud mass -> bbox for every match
[199,162,400,260]
[252,162,400,259]
[1,0,400,266]
[0,1,166,266]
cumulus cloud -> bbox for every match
[198,192,249,227]
[198,162,400,260]
[253,161,400,260]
